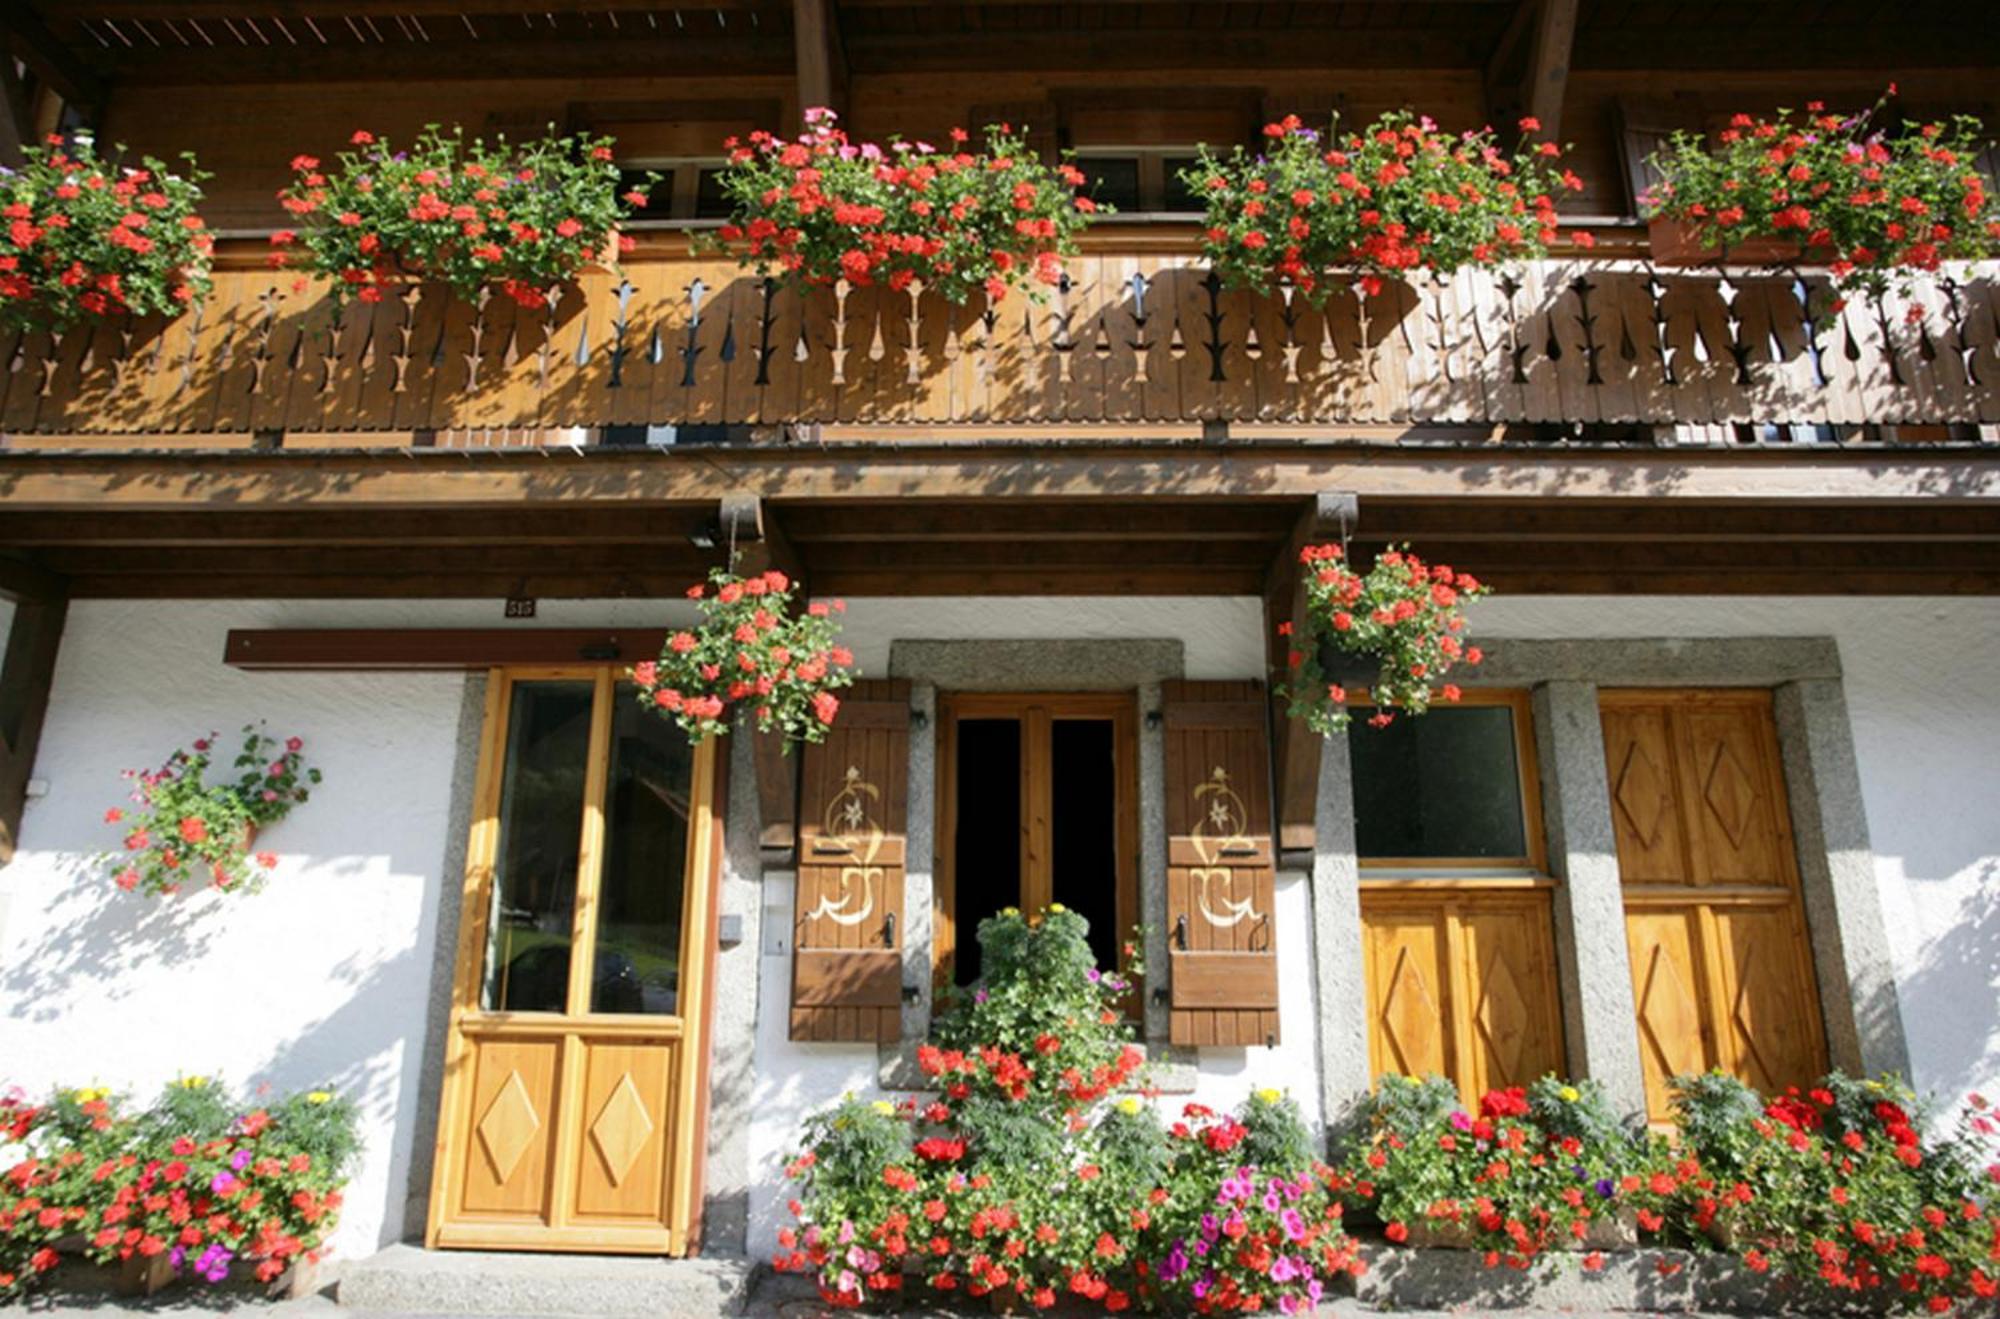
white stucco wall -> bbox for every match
[3,593,1995,1269]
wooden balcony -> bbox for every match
[4,229,1998,443]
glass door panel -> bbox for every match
[590,685,697,1015]
[481,680,595,1013]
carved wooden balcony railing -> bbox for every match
[2,234,1997,438]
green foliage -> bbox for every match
[1284,544,1490,736]
[632,566,856,747]
[1359,1072,1459,1139]
[1644,93,1998,302]
[104,726,320,898]
[273,124,651,308]
[1184,109,1584,304]
[0,1079,361,1301]
[1239,1088,1319,1176]
[0,132,212,331]
[713,109,1100,306]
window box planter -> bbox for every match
[1646,216,1810,267]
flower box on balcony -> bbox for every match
[1646,217,1809,267]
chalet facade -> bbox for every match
[0,0,1995,1287]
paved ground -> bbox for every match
[10,1285,1761,1319]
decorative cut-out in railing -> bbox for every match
[4,255,1997,436]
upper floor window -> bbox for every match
[1348,690,1544,870]
[1072,148,1205,214]
[619,159,731,222]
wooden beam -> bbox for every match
[62,0,775,13]
[0,554,64,603]
[0,587,65,862]
[1264,493,1355,863]
[792,0,846,120]
[90,32,792,85]
[1520,0,1579,137]
[716,493,806,859]
[2,446,1997,511]
[223,627,671,670]
[0,1,104,119]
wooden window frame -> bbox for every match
[1351,687,1549,884]
[934,692,1140,987]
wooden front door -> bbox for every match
[428,668,723,1254]
[1600,689,1828,1122]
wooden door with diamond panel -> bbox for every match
[1600,690,1827,1123]
[428,668,724,1254]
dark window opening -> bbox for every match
[1051,719,1119,973]
[1349,705,1528,862]
[951,718,1022,986]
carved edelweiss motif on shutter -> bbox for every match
[1160,681,1280,1047]
[1190,766,1265,929]
[791,680,909,1043]
[806,766,885,927]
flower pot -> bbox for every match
[1646,216,1806,268]
[1403,1220,1475,1249]
[1574,1208,1638,1250]
[119,1250,176,1297]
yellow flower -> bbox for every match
[1116,1097,1143,1116]
[1255,1088,1283,1105]
[306,1091,332,1105]
[1559,1086,1580,1103]
[1001,906,1020,918]
[1047,902,1067,914]
[871,1100,895,1117]
[176,1075,209,1090]
[71,1086,107,1104]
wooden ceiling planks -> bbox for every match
[4,250,1996,436]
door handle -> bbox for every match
[884,911,896,948]
[1175,914,1188,950]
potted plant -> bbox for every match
[1345,1076,1650,1268]
[0,1077,361,1303]
[1183,111,1588,303]
[633,567,856,747]
[271,125,653,308]
[1643,90,2000,299]
[712,108,1100,305]
[0,133,213,332]
[103,725,320,897]
[1281,543,1489,735]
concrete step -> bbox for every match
[336,1244,755,1318]
[1351,1243,1763,1313]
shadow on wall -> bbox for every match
[0,856,222,1024]
[1893,859,2000,1107]
[0,868,439,1254]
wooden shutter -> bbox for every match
[1603,690,1828,1121]
[1161,680,1279,1047]
[1613,96,1706,217]
[791,679,910,1043]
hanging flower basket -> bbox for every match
[271,125,654,309]
[632,567,856,747]
[1183,110,1589,305]
[1281,543,1489,735]
[1642,90,1999,304]
[103,725,321,897]
[711,108,1100,305]
[0,132,213,332]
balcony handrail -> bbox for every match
[2,244,1994,438]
